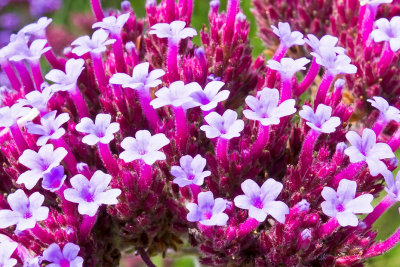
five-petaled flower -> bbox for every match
[321,179,374,226]
[383,171,400,201]
[92,13,131,34]
[370,17,400,52]
[0,189,49,231]
[0,103,31,128]
[19,17,52,38]
[171,155,211,187]
[149,20,197,44]
[18,85,53,113]
[43,242,84,267]
[186,191,229,226]
[304,34,345,56]
[271,22,305,48]
[76,113,120,145]
[311,47,357,76]
[234,179,289,223]
[188,81,230,111]
[64,170,121,217]
[150,81,197,109]
[71,29,116,56]
[267,57,310,79]
[367,96,400,122]
[299,104,341,133]
[0,240,18,267]
[200,109,244,140]
[45,58,85,93]
[9,39,50,62]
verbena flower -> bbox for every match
[42,243,84,267]
[271,22,305,48]
[9,39,50,62]
[188,81,230,111]
[200,109,244,139]
[149,20,197,44]
[92,13,130,35]
[150,81,197,109]
[0,103,31,128]
[304,34,345,56]
[299,104,341,133]
[311,47,357,76]
[383,171,400,201]
[370,17,400,52]
[45,58,85,92]
[171,155,211,187]
[75,114,120,145]
[42,165,67,192]
[267,57,310,79]
[367,96,400,122]
[18,85,54,113]
[0,241,18,267]
[71,29,115,56]
[19,17,52,38]
[321,179,373,226]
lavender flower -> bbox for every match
[64,170,121,216]
[42,166,67,192]
[92,14,130,34]
[200,109,244,140]
[42,243,83,267]
[271,22,305,48]
[119,130,170,165]
[234,179,289,223]
[304,34,345,56]
[19,17,52,38]
[149,20,197,44]
[150,81,197,109]
[370,17,400,52]
[367,96,400,122]
[75,114,120,145]
[267,57,310,79]
[321,179,374,226]
[9,39,50,62]
[26,111,70,146]
[186,191,229,226]
[71,29,116,56]
[45,58,85,92]
[344,129,395,176]
[188,81,230,111]
[311,48,357,76]
[0,241,17,267]
[17,144,67,190]
[360,0,393,6]
[243,88,296,126]
[0,189,49,231]
[0,103,31,128]
[18,85,54,113]
[299,104,341,133]
[171,155,211,187]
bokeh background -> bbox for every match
[1,0,399,266]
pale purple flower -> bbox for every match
[321,179,373,227]
[9,39,50,62]
[267,57,310,79]
[299,104,341,133]
[0,103,31,128]
[0,189,49,231]
[243,88,296,126]
[150,81,197,109]
[64,171,121,216]
[42,243,83,267]
[360,0,393,6]
[29,0,62,17]
[17,144,67,190]
[19,17,52,38]
[75,114,120,145]
[119,130,170,165]
[149,21,197,44]
[0,241,18,267]
[71,29,116,56]
[26,111,70,146]
[367,96,400,122]
[109,62,165,93]
[188,81,230,111]
[42,166,67,192]
[92,13,130,34]
[45,58,85,92]
[234,179,289,223]
[370,17,400,52]
[271,22,305,48]
[18,85,54,113]
[304,34,345,56]
[171,155,211,187]
[200,109,244,140]
[23,256,42,267]
[186,191,229,226]
[311,47,357,76]
[344,128,395,176]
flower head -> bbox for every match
[271,22,305,48]
[0,241,18,267]
[344,128,395,176]
[171,155,211,187]
[200,109,244,140]
[19,17,52,38]
[367,96,400,122]
[370,17,400,52]
[26,111,70,146]
[45,58,85,92]
[0,103,31,128]
[267,57,310,79]
[17,144,67,190]
[243,88,296,126]
[0,189,49,231]
[64,170,121,216]
[75,114,120,145]
[92,13,130,35]
[119,130,170,165]
[360,0,393,6]
[234,179,289,223]
[186,191,229,226]
[43,243,83,267]
[18,85,54,113]
[9,39,50,62]
[150,81,197,109]
[321,179,373,226]
[42,165,67,192]
[188,81,230,111]
[149,20,197,44]
[311,47,357,76]
[304,34,345,56]
[71,29,116,56]
[299,104,341,133]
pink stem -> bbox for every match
[265,45,288,89]
[372,117,387,137]
[90,52,108,89]
[79,215,97,240]
[318,217,339,238]
[388,128,400,152]
[173,107,188,152]
[98,142,119,177]
[70,86,90,118]
[190,184,201,201]
[297,58,320,96]
[0,61,21,91]
[57,184,78,226]
[167,40,180,82]
[166,0,176,23]
[52,138,78,175]
[9,123,28,153]
[331,162,365,186]
[280,77,292,102]
[111,33,126,73]
[251,125,270,159]
[44,50,65,71]
[361,5,377,44]
[364,224,400,258]
[139,91,160,131]
[216,138,229,170]
[90,0,104,21]
[139,161,152,190]
[315,72,334,108]
[13,61,34,94]
[378,42,395,75]
[30,60,43,91]
[30,224,53,244]
[223,0,239,45]
[237,218,259,238]
[298,130,321,172]
[137,247,156,267]
[363,195,396,227]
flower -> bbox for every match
[149,20,197,44]
[41,166,67,192]
[266,57,310,79]
[45,58,85,92]
[0,103,31,128]
[243,88,296,126]
[188,81,230,111]
[75,114,120,145]
[271,22,305,48]
[64,170,121,217]
[71,29,116,56]
[119,130,170,165]
[42,243,84,267]
[299,104,341,133]
[19,17,52,38]
[383,171,400,201]
[92,13,130,35]
[109,62,165,93]
[360,0,393,6]
[0,241,18,267]
[367,96,400,122]
[17,144,67,190]
[304,34,345,56]
[150,81,197,109]
[9,39,50,62]
[370,17,400,52]
[311,47,357,76]
[344,129,395,176]
[321,179,374,226]
[26,111,70,146]
[186,191,229,226]
[171,155,211,187]
[0,189,49,231]
[18,85,54,113]
[234,179,289,223]
[200,109,244,140]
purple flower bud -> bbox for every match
[299,104,341,133]
[367,96,400,122]
[75,113,120,145]
[267,57,310,79]
[0,189,49,231]
[370,17,400,52]
[71,29,116,56]
[19,17,52,39]
[321,179,373,227]
[92,14,131,35]
[186,191,229,226]
[188,81,229,111]
[200,109,244,140]
[305,34,345,56]
[149,21,197,44]
[45,58,85,92]
[42,243,83,267]
[171,155,211,187]
[336,142,348,153]
[42,166,67,192]
[271,22,305,48]
[64,170,121,216]
[311,47,357,76]
[234,179,289,223]
[0,103,31,128]
[18,85,53,113]
[150,81,197,109]
[0,240,17,267]
[296,199,310,212]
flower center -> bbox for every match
[337,203,345,212]
[252,197,264,209]
[203,211,213,220]
[24,211,33,219]
[59,259,70,267]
